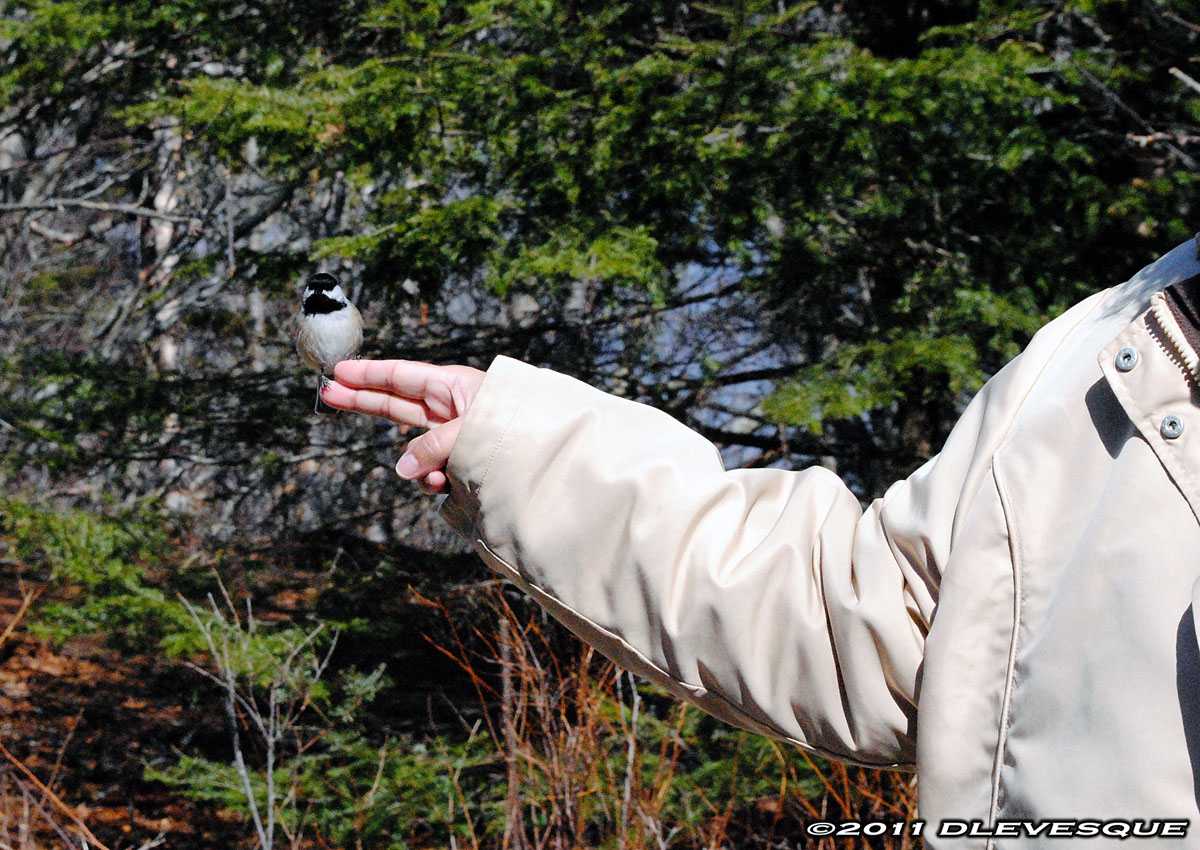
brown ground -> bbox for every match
[0,532,490,850]
[0,568,264,849]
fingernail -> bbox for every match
[396,453,420,479]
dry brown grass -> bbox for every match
[425,583,923,849]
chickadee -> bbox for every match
[296,272,363,413]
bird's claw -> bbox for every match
[313,374,328,415]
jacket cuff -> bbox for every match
[440,355,538,537]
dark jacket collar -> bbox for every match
[1163,271,1200,359]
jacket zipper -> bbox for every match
[1149,291,1200,379]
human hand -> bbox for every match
[320,359,486,495]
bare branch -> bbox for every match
[1075,63,1199,170]
[180,595,272,850]
[1163,10,1200,34]
[1170,66,1200,97]
[0,741,114,850]
[0,198,201,224]
[26,220,82,245]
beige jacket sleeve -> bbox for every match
[440,293,1107,767]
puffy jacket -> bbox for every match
[442,238,1200,846]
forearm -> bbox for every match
[443,356,932,766]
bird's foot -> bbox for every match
[313,375,331,415]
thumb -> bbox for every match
[395,418,464,480]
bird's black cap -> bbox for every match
[308,272,339,292]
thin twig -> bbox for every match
[6,769,81,848]
[362,739,389,810]
[1170,66,1200,96]
[0,741,113,850]
[26,220,81,244]
[499,618,526,850]
[45,707,85,794]
[224,166,237,276]
[1074,63,1199,170]
[0,585,43,652]
[1163,9,1200,33]
[0,198,201,224]
[180,595,271,850]
[621,671,640,845]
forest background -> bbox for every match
[0,0,1197,847]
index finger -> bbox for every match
[332,359,445,400]
[320,380,445,427]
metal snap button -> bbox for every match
[1115,347,1139,372]
[1161,415,1184,440]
